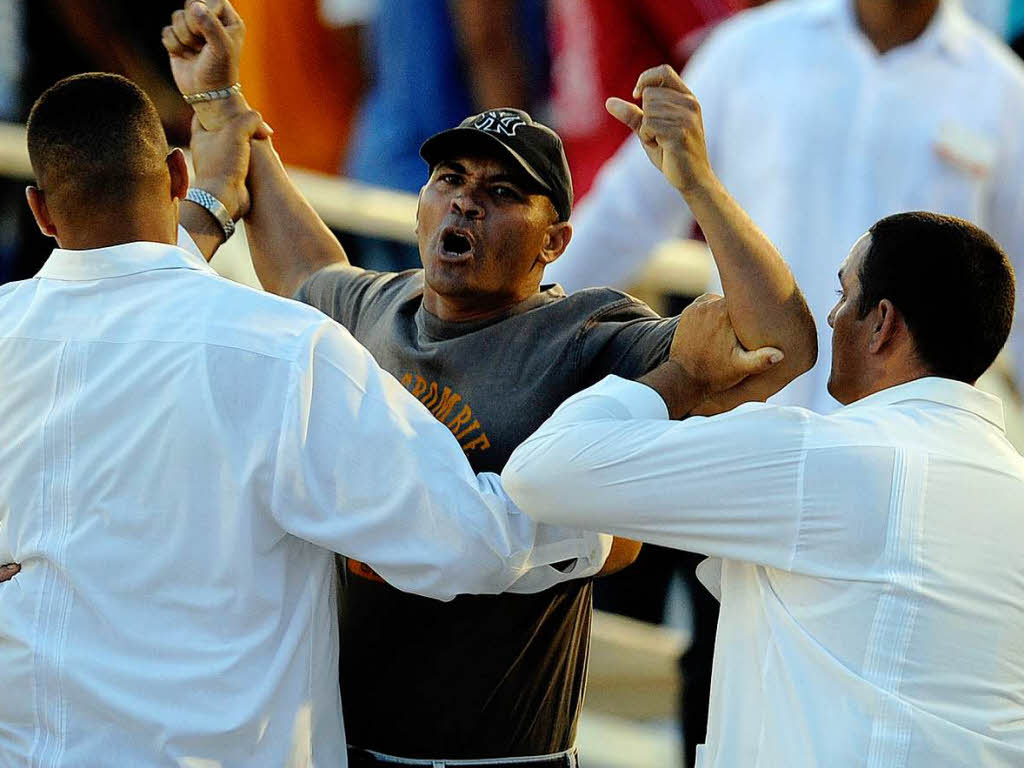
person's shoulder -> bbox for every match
[703,0,820,50]
[303,264,423,300]
[953,11,1024,94]
[0,278,39,334]
[177,269,350,363]
[556,286,662,323]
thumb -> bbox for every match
[190,112,206,139]
[606,97,644,134]
[0,563,20,583]
[733,346,784,376]
[689,292,723,307]
[228,110,268,141]
[189,1,233,54]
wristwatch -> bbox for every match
[185,188,236,241]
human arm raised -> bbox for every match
[178,110,271,261]
[163,0,353,293]
[606,65,816,410]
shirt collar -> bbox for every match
[35,238,215,282]
[808,0,969,63]
[845,376,1005,431]
[416,283,565,341]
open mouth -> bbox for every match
[439,228,475,260]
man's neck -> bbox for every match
[849,365,934,405]
[855,0,940,54]
[421,286,540,324]
[53,212,177,251]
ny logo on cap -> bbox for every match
[473,110,527,137]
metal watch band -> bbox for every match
[185,188,236,240]
[182,83,242,105]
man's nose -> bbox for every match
[451,191,484,219]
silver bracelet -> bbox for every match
[185,188,236,241]
[182,83,242,105]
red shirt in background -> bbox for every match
[550,0,744,199]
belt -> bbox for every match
[347,746,579,768]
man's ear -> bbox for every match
[25,186,58,240]
[538,221,573,266]
[167,148,190,201]
[868,298,902,354]
[414,188,424,239]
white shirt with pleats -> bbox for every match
[504,375,1024,767]
[0,234,610,768]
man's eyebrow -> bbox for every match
[436,160,466,174]
[487,173,531,187]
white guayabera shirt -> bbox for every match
[504,375,1024,767]
[0,234,610,768]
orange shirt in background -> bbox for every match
[234,0,364,174]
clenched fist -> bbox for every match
[162,0,245,96]
[606,64,713,197]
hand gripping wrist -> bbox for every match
[638,359,709,419]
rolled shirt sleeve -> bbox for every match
[270,319,611,601]
[503,375,809,571]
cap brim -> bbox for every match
[420,128,553,193]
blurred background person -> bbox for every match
[549,0,1024,415]
[342,0,549,270]
[962,0,1024,53]
[548,0,752,200]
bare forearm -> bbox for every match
[682,176,817,379]
[245,138,351,297]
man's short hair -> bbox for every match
[858,212,1015,383]
[26,73,169,201]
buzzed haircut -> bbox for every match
[26,73,169,202]
[859,211,1015,383]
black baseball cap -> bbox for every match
[420,109,574,222]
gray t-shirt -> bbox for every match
[295,266,677,758]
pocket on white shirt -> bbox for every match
[934,121,997,179]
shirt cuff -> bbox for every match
[564,531,614,577]
[591,376,671,420]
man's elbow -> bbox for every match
[501,459,568,526]
[791,320,818,378]
[783,293,818,379]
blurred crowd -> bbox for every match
[2,1,1024,765]
[1,1,1022,278]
